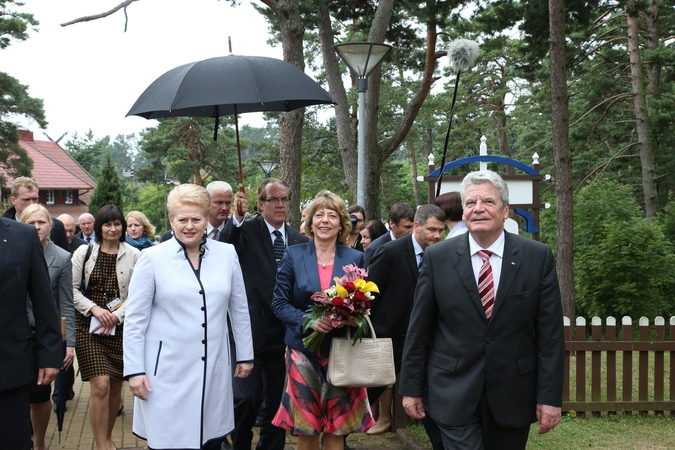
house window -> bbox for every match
[65,190,74,204]
[45,190,55,205]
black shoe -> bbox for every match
[254,412,264,427]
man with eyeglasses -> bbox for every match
[2,177,70,253]
[221,178,308,450]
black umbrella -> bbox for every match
[54,317,67,443]
[127,52,335,204]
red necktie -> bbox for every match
[478,250,494,320]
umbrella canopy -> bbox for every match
[127,54,335,120]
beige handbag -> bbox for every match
[326,315,396,388]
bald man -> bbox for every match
[57,214,88,253]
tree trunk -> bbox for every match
[363,0,395,219]
[407,136,422,206]
[262,0,306,227]
[626,2,658,217]
[318,1,357,196]
[549,0,575,319]
[645,0,661,98]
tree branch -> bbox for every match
[60,0,140,29]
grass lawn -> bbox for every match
[409,414,675,449]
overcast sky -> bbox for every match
[2,0,288,145]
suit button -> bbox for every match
[199,290,204,295]
[201,306,205,311]
[201,356,206,361]
[486,338,491,344]
[202,340,206,344]
[202,323,206,328]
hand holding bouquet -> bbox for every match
[302,264,379,352]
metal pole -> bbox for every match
[357,88,367,207]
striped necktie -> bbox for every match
[478,250,494,320]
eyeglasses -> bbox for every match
[263,197,290,205]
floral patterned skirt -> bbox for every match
[272,347,375,436]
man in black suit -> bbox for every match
[0,217,62,450]
[75,212,96,243]
[57,214,88,253]
[366,204,445,446]
[2,176,70,253]
[363,202,414,266]
[400,170,565,450]
[222,178,308,450]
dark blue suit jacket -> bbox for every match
[272,242,364,357]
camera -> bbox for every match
[350,214,358,227]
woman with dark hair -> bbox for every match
[72,205,139,450]
[359,220,388,252]
[346,205,365,252]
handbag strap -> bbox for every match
[80,244,93,291]
[345,315,377,339]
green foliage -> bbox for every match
[0,1,44,176]
[88,152,123,215]
[134,183,169,236]
[63,131,108,180]
[574,181,675,319]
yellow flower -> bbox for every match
[354,279,379,294]
[335,284,349,298]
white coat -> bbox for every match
[123,237,253,449]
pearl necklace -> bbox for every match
[317,253,335,268]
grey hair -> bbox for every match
[460,171,509,206]
[206,181,233,196]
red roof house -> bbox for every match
[0,130,97,218]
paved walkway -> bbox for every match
[43,362,412,450]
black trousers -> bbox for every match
[231,344,286,450]
[435,387,530,450]
[0,384,32,450]
[368,384,444,450]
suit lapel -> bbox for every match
[302,243,322,292]
[44,243,56,267]
[0,219,12,283]
[453,234,487,321]
[404,235,419,281]
[492,231,520,320]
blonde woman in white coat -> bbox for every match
[124,184,254,450]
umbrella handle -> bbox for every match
[61,317,67,341]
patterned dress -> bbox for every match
[75,252,124,380]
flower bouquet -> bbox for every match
[302,264,379,352]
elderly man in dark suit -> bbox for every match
[400,170,565,450]
[222,178,308,450]
[366,204,446,446]
[0,217,62,450]
[363,202,415,266]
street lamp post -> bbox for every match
[122,166,135,210]
[257,159,279,178]
[333,42,393,207]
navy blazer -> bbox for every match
[272,242,364,357]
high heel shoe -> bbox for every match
[365,418,391,435]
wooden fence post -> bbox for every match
[606,317,617,407]
[622,316,633,404]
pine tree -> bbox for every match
[88,151,123,215]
